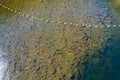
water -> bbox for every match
[0,49,9,80]
[105,29,120,80]
[0,0,120,80]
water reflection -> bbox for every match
[0,49,9,80]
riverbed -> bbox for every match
[0,0,120,80]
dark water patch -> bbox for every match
[86,30,120,80]
[107,31,120,79]
[103,48,120,80]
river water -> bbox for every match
[0,0,120,80]
[0,49,9,80]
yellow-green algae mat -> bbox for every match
[0,0,119,80]
[0,0,48,11]
[107,0,120,21]
[0,0,49,18]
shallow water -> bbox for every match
[0,0,120,80]
[0,49,9,80]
